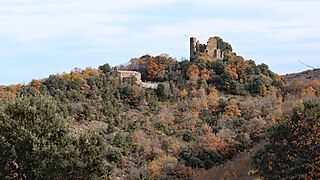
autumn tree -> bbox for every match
[147,56,160,81]
[187,64,200,82]
[252,100,320,179]
[224,98,241,117]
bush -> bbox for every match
[186,157,204,169]
[106,148,123,165]
[179,147,194,160]
[198,148,223,169]
[113,133,126,148]
[182,131,196,142]
[155,120,167,132]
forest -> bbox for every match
[0,38,319,179]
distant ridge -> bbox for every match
[282,68,320,82]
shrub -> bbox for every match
[179,147,194,160]
[198,148,223,169]
[106,148,123,165]
[186,157,204,169]
[182,131,196,142]
[155,120,167,132]
[113,133,126,148]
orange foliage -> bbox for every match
[30,79,41,91]
[303,79,320,96]
[208,87,219,109]
[200,68,211,80]
[187,64,200,82]
[197,133,229,153]
[0,84,22,100]
[147,57,160,80]
[224,65,238,79]
[179,89,188,99]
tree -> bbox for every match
[224,98,241,117]
[98,63,111,74]
[0,94,107,179]
[215,36,233,52]
[156,83,170,101]
[251,100,320,179]
[147,57,160,80]
[187,64,200,82]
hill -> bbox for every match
[282,68,320,82]
[0,37,319,179]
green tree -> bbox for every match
[98,63,111,74]
[0,94,107,179]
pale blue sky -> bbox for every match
[0,0,319,85]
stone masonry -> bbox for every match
[113,68,159,89]
[114,68,142,82]
[190,37,224,61]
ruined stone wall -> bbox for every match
[190,36,223,61]
[205,37,218,58]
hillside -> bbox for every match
[0,37,319,179]
[282,68,320,82]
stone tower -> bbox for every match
[190,37,197,60]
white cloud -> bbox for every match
[0,0,320,84]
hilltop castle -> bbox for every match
[190,37,224,61]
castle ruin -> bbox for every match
[190,37,224,61]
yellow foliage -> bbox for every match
[190,108,199,119]
[15,84,23,89]
[302,79,320,96]
[208,87,219,108]
[302,85,316,96]
[202,123,211,134]
[82,67,99,78]
[149,155,178,178]
[263,85,268,96]
[224,66,238,79]
[274,74,282,81]
[224,98,241,117]
[179,89,188,99]
[60,73,70,80]
[198,53,213,62]
[200,68,212,80]
[197,87,206,98]
[30,79,41,91]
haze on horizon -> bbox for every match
[0,0,319,85]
